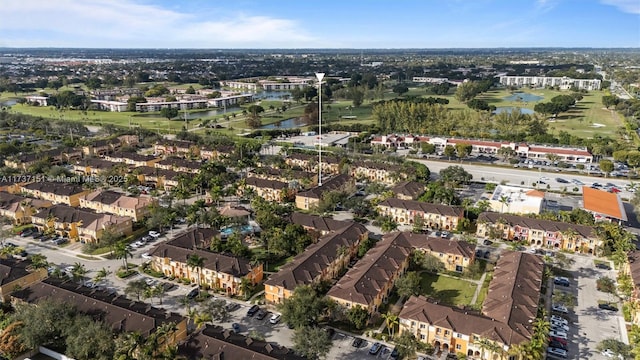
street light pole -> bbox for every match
[316,72,325,186]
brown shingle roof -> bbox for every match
[178,325,304,360]
[165,227,219,249]
[245,177,288,190]
[156,158,202,170]
[22,181,86,197]
[289,212,353,233]
[73,158,115,170]
[0,192,50,213]
[265,223,368,291]
[628,250,640,290]
[482,251,544,341]
[0,258,33,285]
[399,295,529,346]
[377,198,464,217]
[12,277,184,337]
[477,212,595,238]
[391,181,426,199]
[297,174,351,199]
[32,205,130,231]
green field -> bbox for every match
[2,83,622,139]
[419,272,477,307]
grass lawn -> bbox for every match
[419,272,477,307]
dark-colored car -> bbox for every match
[390,348,399,359]
[247,305,260,317]
[325,328,335,339]
[549,340,567,350]
[351,338,364,348]
[19,229,34,237]
[483,239,493,246]
[550,336,568,345]
[368,342,382,355]
[186,288,199,299]
[596,263,611,270]
[162,282,177,292]
[255,309,268,320]
[598,303,618,312]
[225,302,240,312]
[555,178,569,183]
[484,250,491,258]
[232,323,241,332]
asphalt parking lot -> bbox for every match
[553,254,625,360]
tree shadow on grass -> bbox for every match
[431,289,462,306]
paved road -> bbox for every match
[415,159,636,199]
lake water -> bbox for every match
[260,117,309,129]
[254,91,292,100]
[503,92,543,102]
[0,99,17,107]
[494,107,535,115]
[134,106,241,120]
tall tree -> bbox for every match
[186,254,206,287]
[292,326,332,360]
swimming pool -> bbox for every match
[220,224,254,236]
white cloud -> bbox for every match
[600,0,640,14]
[0,0,316,47]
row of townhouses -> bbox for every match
[371,135,593,163]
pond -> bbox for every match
[134,106,241,120]
[254,91,292,100]
[0,99,17,107]
[260,117,309,129]
[493,107,535,115]
[503,92,543,102]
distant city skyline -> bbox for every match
[0,0,638,49]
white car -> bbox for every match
[149,231,161,238]
[133,240,146,248]
[547,347,568,358]
[141,253,153,260]
[269,313,281,324]
[601,349,623,359]
[552,304,568,314]
[550,315,568,325]
[549,330,568,340]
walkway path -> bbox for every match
[470,272,488,305]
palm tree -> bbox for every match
[498,195,509,213]
[238,278,253,300]
[28,254,48,270]
[178,295,194,313]
[115,331,144,360]
[114,240,133,270]
[193,310,212,330]
[153,284,167,305]
[71,262,87,283]
[382,312,399,337]
[93,267,111,284]
[186,254,206,287]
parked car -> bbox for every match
[475,249,483,257]
[161,282,176,292]
[255,309,268,320]
[141,253,152,260]
[596,263,611,270]
[133,240,146,248]
[186,288,199,299]
[148,231,161,238]
[553,277,570,287]
[547,347,568,358]
[232,323,241,332]
[440,231,449,238]
[351,338,364,348]
[269,313,281,324]
[484,250,491,258]
[555,178,569,183]
[549,336,568,345]
[552,304,569,314]
[369,342,382,355]
[19,229,34,237]
[598,303,618,312]
[390,348,399,359]
[550,315,568,325]
[549,330,568,340]
[551,323,569,332]
[247,305,260,317]
[549,341,567,350]
[325,327,335,339]
[483,239,493,246]
[225,302,240,312]
[54,238,68,245]
[601,349,623,359]
[32,232,43,239]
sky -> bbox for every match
[0,0,638,49]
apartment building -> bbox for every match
[295,174,353,210]
[150,228,262,296]
[200,144,234,161]
[288,212,354,236]
[81,137,124,156]
[102,151,161,168]
[328,232,476,313]
[284,153,341,174]
[0,192,52,225]
[499,75,601,90]
[155,158,202,174]
[399,251,544,359]
[0,258,47,302]
[244,177,291,203]
[476,212,601,254]
[79,190,155,221]
[13,277,187,346]
[376,198,464,231]
[265,223,368,304]
[31,205,133,243]
[70,158,117,176]
[249,168,317,185]
[20,181,90,207]
[391,181,426,200]
[154,139,200,157]
[5,147,83,169]
[349,161,403,185]
[134,166,180,191]
[179,325,303,360]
